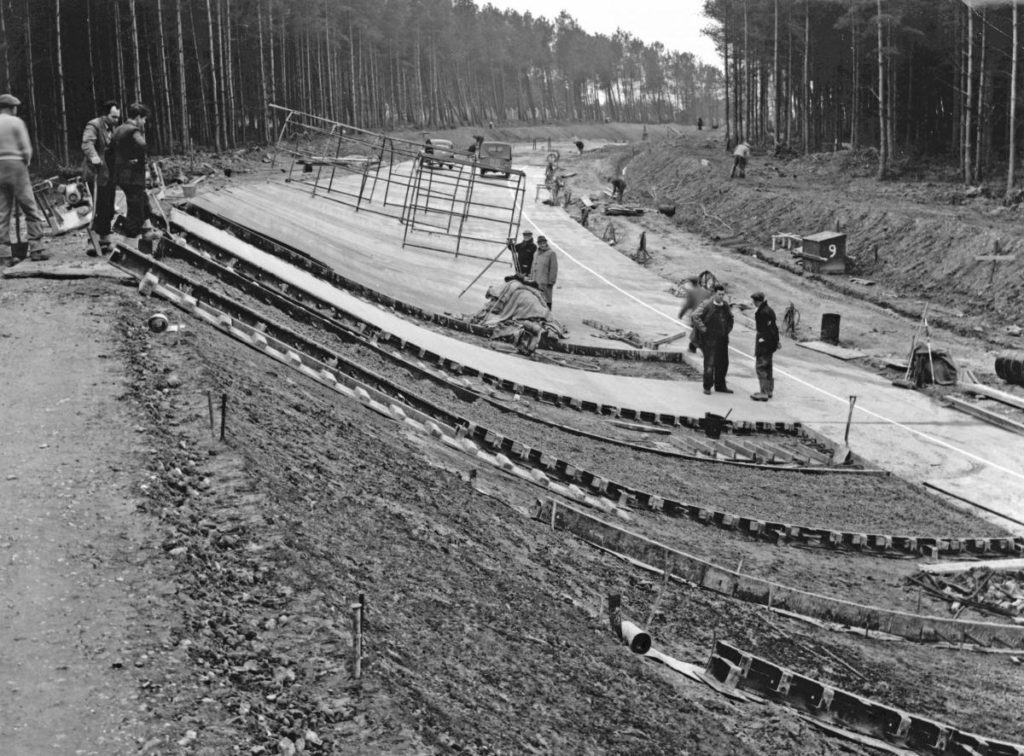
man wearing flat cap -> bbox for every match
[509,229,536,278]
[0,93,49,265]
[750,291,780,401]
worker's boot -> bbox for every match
[29,246,51,262]
[99,234,113,254]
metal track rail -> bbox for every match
[706,639,1024,754]
[534,498,1024,649]
[110,244,1024,561]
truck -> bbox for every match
[477,141,512,178]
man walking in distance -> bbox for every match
[731,139,751,178]
[508,230,536,278]
[0,93,48,266]
[677,277,710,354]
[82,100,120,255]
[532,235,558,309]
[750,291,780,401]
[691,284,734,394]
[111,103,157,243]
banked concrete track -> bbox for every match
[188,173,1024,522]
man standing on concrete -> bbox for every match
[509,230,536,277]
[82,100,120,255]
[111,103,157,243]
[677,277,711,354]
[731,139,751,178]
[0,94,48,266]
[750,291,780,401]
[691,284,734,394]
[532,235,558,309]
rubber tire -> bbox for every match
[1012,357,1024,386]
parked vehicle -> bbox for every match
[423,138,454,169]
[477,141,512,178]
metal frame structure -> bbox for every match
[268,104,526,262]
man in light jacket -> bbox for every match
[532,235,558,309]
[0,93,48,265]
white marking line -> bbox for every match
[522,210,1024,483]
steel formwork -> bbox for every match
[269,104,525,262]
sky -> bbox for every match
[491,0,720,66]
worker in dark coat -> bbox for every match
[691,284,734,394]
[81,99,121,254]
[677,277,711,353]
[110,102,156,241]
[509,230,536,277]
[750,291,780,401]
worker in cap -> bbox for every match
[691,285,734,394]
[508,229,536,278]
[750,291,780,401]
[531,235,557,309]
[0,93,49,265]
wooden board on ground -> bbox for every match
[796,340,867,360]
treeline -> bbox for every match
[0,0,723,165]
[704,0,1024,187]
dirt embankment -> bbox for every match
[613,132,1024,333]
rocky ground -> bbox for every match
[3,122,1024,754]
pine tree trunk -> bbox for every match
[175,0,190,150]
[156,0,175,148]
[84,0,97,106]
[0,0,9,92]
[802,0,809,153]
[257,0,269,139]
[216,0,228,147]
[189,1,210,145]
[55,0,70,164]
[973,9,986,182]
[773,0,780,146]
[876,0,887,179]
[224,0,237,144]
[205,0,222,150]
[129,0,142,102]
[850,0,858,149]
[1008,2,1018,195]
[964,7,974,184]
[24,0,38,140]
[267,0,277,107]
[114,0,127,106]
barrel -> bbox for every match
[996,353,1024,386]
[820,313,841,345]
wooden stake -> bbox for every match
[219,393,228,441]
[351,601,363,679]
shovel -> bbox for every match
[831,395,857,465]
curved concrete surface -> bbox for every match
[187,165,1024,522]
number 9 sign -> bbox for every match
[827,243,838,259]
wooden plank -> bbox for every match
[755,440,805,465]
[717,438,758,461]
[960,382,1024,412]
[796,340,866,360]
[942,395,1024,436]
[921,558,1024,575]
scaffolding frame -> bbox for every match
[268,104,526,262]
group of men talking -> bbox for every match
[0,95,155,267]
[678,277,780,402]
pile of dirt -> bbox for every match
[617,133,1024,329]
